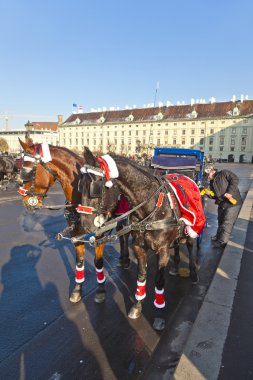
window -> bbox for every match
[232,128,236,134]
[201,129,204,134]
[157,139,160,145]
[209,137,214,145]
[173,138,177,145]
[220,147,224,151]
[241,146,246,151]
[192,122,195,125]
[165,130,168,135]
[174,123,177,126]
[182,138,185,145]
[182,129,186,135]
[231,147,234,151]
[210,128,214,134]
[211,121,214,124]
[191,138,194,145]
[220,137,224,145]
[209,147,213,151]
[173,129,177,135]
[242,128,247,135]
[191,129,195,135]
[200,138,204,145]
[241,137,247,145]
[231,138,235,145]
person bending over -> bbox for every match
[204,165,242,248]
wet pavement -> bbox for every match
[0,163,252,380]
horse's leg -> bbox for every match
[94,244,106,303]
[169,239,180,276]
[153,246,171,331]
[118,233,130,269]
[128,244,147,319]
[186,237,198,284]
[70,243,85,303]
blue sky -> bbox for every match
[0,0,252,129]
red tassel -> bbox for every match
[156,192,165,208]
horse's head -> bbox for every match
[78,147,120,233]
[18,139,56,211]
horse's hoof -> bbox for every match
[153,317,165,331]
[169,266,179,276]
[128,304,142,319]
[94,289,106,303]
[69,290,82,303]
[190,272,199,284]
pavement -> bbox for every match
[173,180,253,380]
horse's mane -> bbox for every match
[111,154,155,179]
[48,144,84,162]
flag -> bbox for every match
[78,105,83,113]
[72,103,77,114]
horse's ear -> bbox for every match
[83,146,97,165]
[19,138,34,153]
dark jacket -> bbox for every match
[210,169,242,208]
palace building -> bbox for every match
[59,98,253,163]
[0,116,62,154]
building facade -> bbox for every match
[0,116,62,154]
[59,99,253,163]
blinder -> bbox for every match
[20,166,36,183]
[88,172,104,199]
[78,172,104,199]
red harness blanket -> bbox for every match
[166,174,206,238]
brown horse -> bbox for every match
[78,147,206,330]
[18,139,130,304]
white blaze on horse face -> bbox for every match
[94,214,105,227]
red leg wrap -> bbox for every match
[96,267,105,284]
[135,280,146,301]
[75,266,85,283]
[154,287,165,308]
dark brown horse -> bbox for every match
[0,155,18,186]
[18,139,130,304]
[78,147,205,330]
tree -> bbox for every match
[0,138,9,153]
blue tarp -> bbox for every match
[151,155,197,169]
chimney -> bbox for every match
[57,115,63,125]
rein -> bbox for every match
[78,161,182,245]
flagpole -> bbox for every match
[154,81,159,107]
[147,81,160,156]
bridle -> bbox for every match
[18,144,57,208]
[77,161,115,226]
